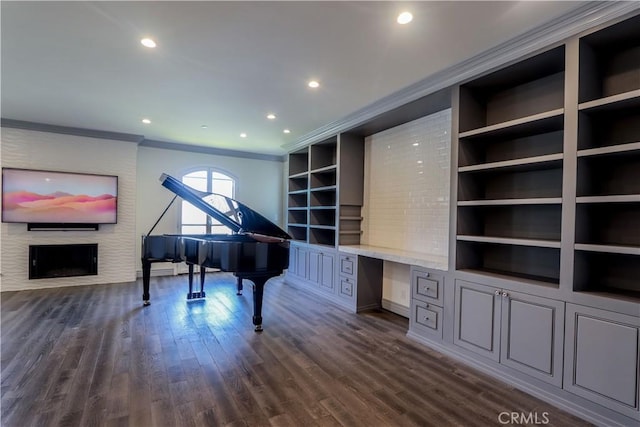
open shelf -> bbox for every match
[458,109,564,139]
[287,209,307,226]
[577,102,639,151]
[458,204,561,241]
[288,175,308,192]
[578,14,640,104]
[576,149,640,197]
[310,189,336,207]
[578,90,640,112]
[287,225,308,242]
[287,193,308,208]
[459,46,565,134]
[309,208,336,227]
[459,114,563,168]
[310,138,337,170]
[575,202,640,247]
[456,241,560,286]
[574,251,639,299]
[309,227,336,247]
[288,148,309,176]
[458,153,562,173]
[458,163,562,201]
[310,167,337,189]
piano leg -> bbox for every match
[242,275,271,332]
[186,265,206,300]
[187,264,194,298]
[200,267,206,297]
[236,277,243,295]
[142,260,151,306]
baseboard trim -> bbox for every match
[381,298,409,318]
[135,267,174,279]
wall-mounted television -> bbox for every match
[2,168,118,225]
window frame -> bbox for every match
[179,167,237,235]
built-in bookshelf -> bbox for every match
[456,46,565,286]
[287,148,309,242]
[286,138,339,247]
[574,14,640,299]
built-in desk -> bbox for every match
[336,245,449,316]
[338,245,448,271]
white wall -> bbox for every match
[0,128,286,290]
[135,146,285,274]
[0,128,138,291]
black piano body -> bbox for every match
[141,174,290,331]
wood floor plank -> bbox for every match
[1,272,594,427]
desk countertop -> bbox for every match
[338,244,448,271]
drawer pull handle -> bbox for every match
[424,317,430,321]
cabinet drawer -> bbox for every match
[339,255,356,277]
[412,268,444,305]
[339,277,354,298]
[411,301,443,339]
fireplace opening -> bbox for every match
[29,244,98,279]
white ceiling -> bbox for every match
[1,1,587,156]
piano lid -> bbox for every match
[160,173,291,240]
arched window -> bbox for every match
[180,168,236,235]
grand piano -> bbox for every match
[141,173,291,331]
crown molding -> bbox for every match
[139,139,285,163]
[1,118,144,143]
[282,1,640,152]
[1,118,286,162]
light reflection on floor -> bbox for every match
[166,272,253,329]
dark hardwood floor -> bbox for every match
[1,272,591,427]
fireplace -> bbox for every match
[29,244,98,279]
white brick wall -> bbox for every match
[1,128,138,291]
[362,109,451,257]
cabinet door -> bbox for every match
[320,252,335,291]
[288,245,297,275]
[500,291,564,387]
[454,280,501,361]
[308,250,321,285]
[295,246,308,279]
[564,304,639,418]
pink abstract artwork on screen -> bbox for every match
[2,169,117,223]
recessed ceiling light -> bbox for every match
[240,133,247,138]
[267,113,276,120]
[308,80,320,89]
[283,129,291,134]
[140,38,157,48]
[141,118,151,124]
[397,12,413,25]
[412,142,420,146]
[201,125,208,129]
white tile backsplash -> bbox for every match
[362,109,451,257]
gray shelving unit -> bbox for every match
[573,13,640,300]
[456,46,566,287]
[285,9,640,425]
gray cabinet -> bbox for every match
[410,267,445,340]
[564,304,640,418]
[288,243,308,280]
[308,248,336,293]
[454,280,564,386]
[336,253,383,312]
[337,253,357,302]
